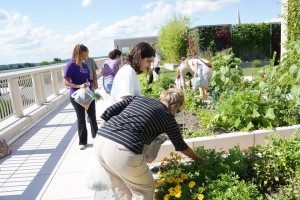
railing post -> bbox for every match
[51,69,59,96]
[8,77,23,117]
[32,73,47,105]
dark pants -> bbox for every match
[148,67,160,84]
[70,96,98,145]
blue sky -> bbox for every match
[0,0,281,65]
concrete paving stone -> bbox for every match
[40,172,95,200]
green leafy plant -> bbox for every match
[248,132,300,196]
[158,16,190,63]
[206,172,263,200]
[156,132,300,199]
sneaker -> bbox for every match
[79,144,87,150]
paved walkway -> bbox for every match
[0,90,114,200]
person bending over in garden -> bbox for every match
[194,58,213,102]
[94,88,206,200]
[176,58,195,90]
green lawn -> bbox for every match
[240,67,261,76]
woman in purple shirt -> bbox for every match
[102,49,122,94]
[64,44,98,150]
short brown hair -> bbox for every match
[159,88,185,108]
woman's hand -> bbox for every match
[181,147,206,166]
[79,83,89,88]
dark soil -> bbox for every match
[175,110,201,131]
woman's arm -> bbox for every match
[181,147,205,165]
[64,77,88,89]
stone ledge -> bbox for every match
[155,125,300,161]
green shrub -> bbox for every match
[158,16,190,63]
[252,59,261,68]
[206,172,263,200]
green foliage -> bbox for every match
[209,48,244,103]
[158,16,190,63]
[252,59,261,68]
[140,71,175,99]
[224,146,249,179]
[206,172,263,200]
[188,28,200,55]
[156,132,300,199]
[232,23,271,61]
[0,98,13,119]
[212,88,298,132]
[183,89,203,111]
[248,133,300,196]
[283,0,300,42]
[196,25,232,53]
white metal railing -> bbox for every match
[0,58,106,121]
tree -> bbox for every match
[53,58,62,63]
[158,16,190,63]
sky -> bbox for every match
[0,0,282,65]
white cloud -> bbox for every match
[175,0,239,16]
[0,0,239,64]
[82,0,92,7]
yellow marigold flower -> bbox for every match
[164,194,170,200]
[198,194,204,200]
[180,173,188,180]
[174,192,182,198]
[168,187,175,195]
[163,157,168,161]
[168,177,175,183]
[174,185,181,193]
[154,182,160,189]
[161,178,166,184]
[175,178,183,183]
[188,181,196,188]
[157,170,162,177]
[170,152,175,156]
[176,154,182,159]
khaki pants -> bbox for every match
[93,136,155,200]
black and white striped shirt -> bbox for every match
[98,96,189,154]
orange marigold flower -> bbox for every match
[180,173,188,180]
[168,177,175,184]
[175,178,183,183]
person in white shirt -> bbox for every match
[148,51,161,84]
[194,58,213,101]
[110,42,155,105]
